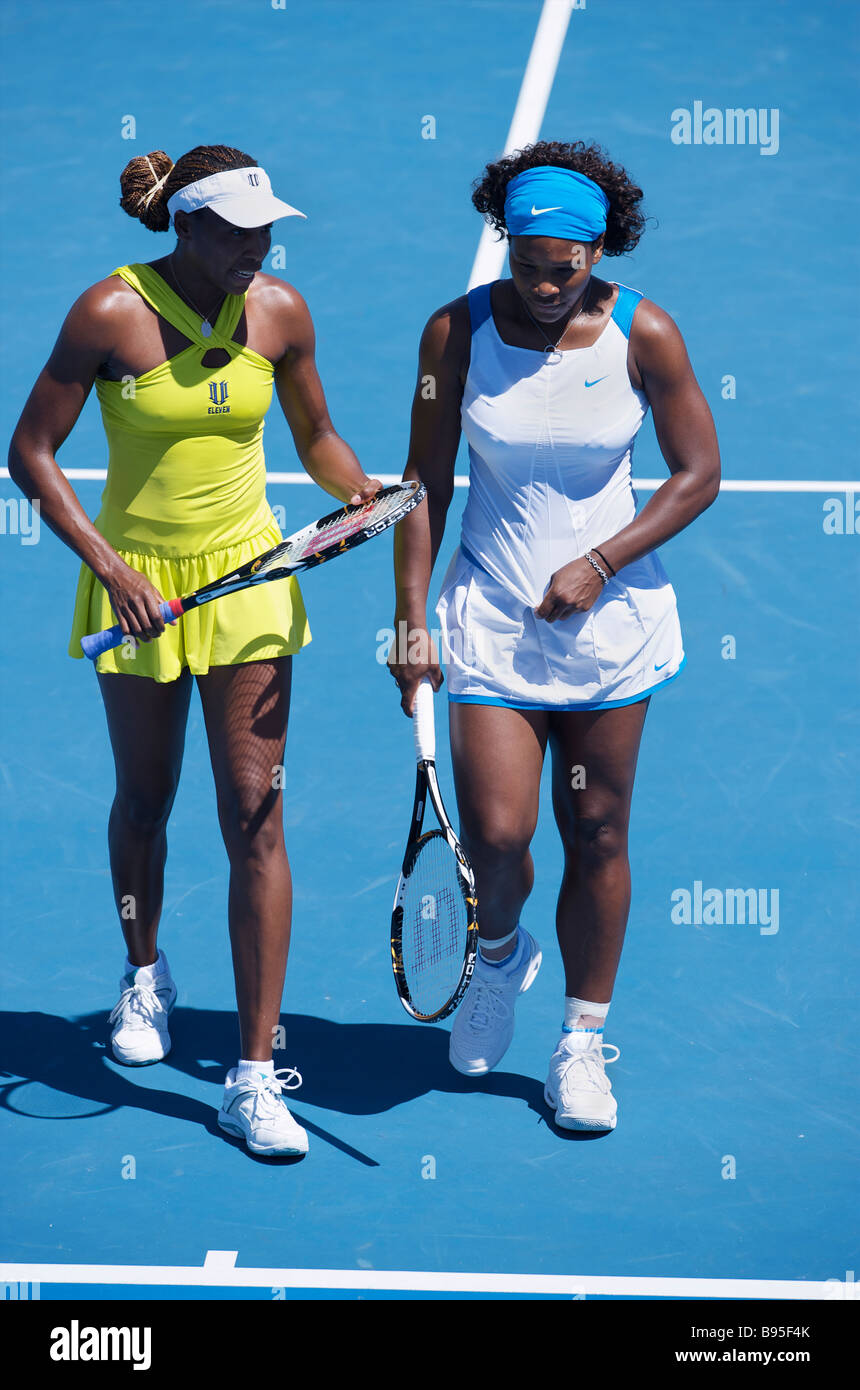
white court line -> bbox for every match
[468,0,576,290]
[0,1258,848,1299]
[263,475,854,494]
[0,468,855,493]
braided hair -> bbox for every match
[471,140,646,256]
[119,144,257,232]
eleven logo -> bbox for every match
[208,381,229,415]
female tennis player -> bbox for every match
[8,144,381,1157]
[389,141,720,1130]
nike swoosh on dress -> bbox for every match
[585,376,609,388]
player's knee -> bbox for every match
[574,816,626,864]
[113,782,177,834]
[217,787,283,859]
[461,820,533,867]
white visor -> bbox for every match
[166,166,306,228]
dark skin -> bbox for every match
[9,206,381,1059]
[390,231,720,1007]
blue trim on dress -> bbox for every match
[467,282,494,335]
[447,657,686,711]
[467,280,642,341]
[610,284,644,340]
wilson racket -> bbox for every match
[391,678,478,1022]
[81,480,425,659]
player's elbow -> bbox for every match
[700,464,721,509]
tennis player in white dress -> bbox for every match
[390,143,720,1130]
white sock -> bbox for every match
[125,949,167,983]
[563,996,610,1032]
[478,925,520,966]
[232,1058,275,1086]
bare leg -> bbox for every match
[97,669,193,967]
[448,702,548,954]
[548,699,649,1006]
[196,658,292,1061]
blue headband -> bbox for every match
[503,166,609,242]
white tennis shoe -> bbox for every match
[449,928,542,1076]
[109,954,177,1066]
[218,1067,309,1156]
[544,1030,620,1130]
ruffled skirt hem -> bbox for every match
[68,521,311,682]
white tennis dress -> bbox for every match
[435,280,685,709]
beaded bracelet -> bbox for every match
[584,552,610,585]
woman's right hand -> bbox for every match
[99,557,171,644]
[387,621,444,716]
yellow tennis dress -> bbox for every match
[68,263,311,682]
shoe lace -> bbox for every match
[109,983,166,1028]
[558,1040,620,1095]
[243,1068,303,1121]
[462,978,511,1032]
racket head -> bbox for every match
[269,479,425,575]
[188,481,426,603]
[391,826,478,1024]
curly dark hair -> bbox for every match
[118,144,258,232]
[471,140,646,256]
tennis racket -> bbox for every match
[81,481,425,659]
[390,678,478,1022]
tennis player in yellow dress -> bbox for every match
[8,144,381,1157]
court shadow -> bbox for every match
[0,1007,566,1148]
[170,1007,554,1125]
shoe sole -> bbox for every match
[110,992,176,1067]
[111,1048,171,1067]
[543,1083,617,1130]
[449,945,543,1076]
[217,1113,308,1156]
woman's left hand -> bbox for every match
[534,557,605,623]
[349,477,384,506]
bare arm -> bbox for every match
[389,297,470,713]
[273,285,380,505]
[535,300,721,621]
[599,300,721,569]
[8,282,172,641]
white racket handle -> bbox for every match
[412,678,436,763]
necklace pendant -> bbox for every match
[201,321,213,338]
[545,348,563,365]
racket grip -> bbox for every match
[412,678,436,763]
[80,599,184,660]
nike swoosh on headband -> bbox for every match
[530,205,564,215]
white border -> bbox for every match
[1,2,854,1309]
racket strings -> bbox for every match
[400,833,468,1017]
[290,489,412,563]
[253,542,292,576]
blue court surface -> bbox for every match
[1,0,858,1304]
